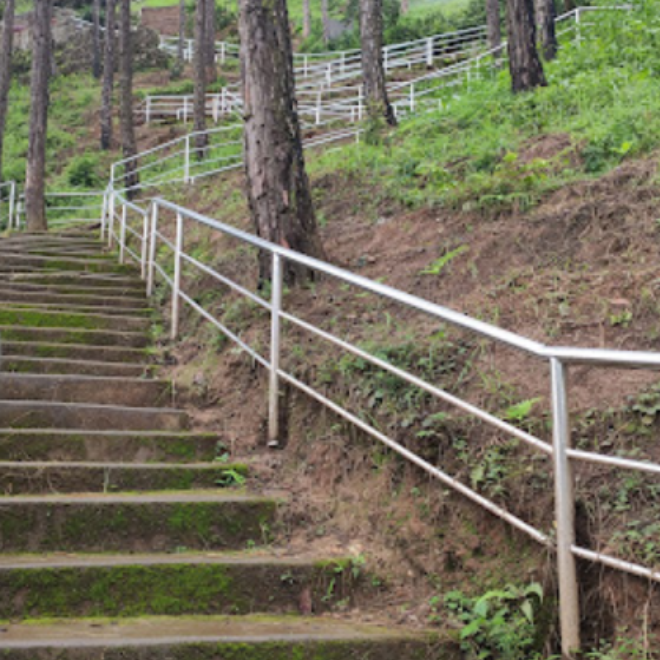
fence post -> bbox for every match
[171,212,183,340]
[303,55,309,78]
[119,203,127,265]
[340,51,346,75]
[8,182,15,231]
[316,91,322,125]
[550,358,581,658]
[575,8,581,45]
[268,252,283,448]
[426,37,434,67]
[147,202,159,297]
[220,41,226,65]
[326,63,332,86]
[107,190,116,248]
[184,135,191,184]
[410,84,415,113]
[221,87,228,115]
[100,190,108,241]
[140,210,149,280]
[146,97,152,124]
[358,85,364,121]
[212,94,220,123]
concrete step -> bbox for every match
[0,307,150,332]
[0,325,150,348]
[0,300,153,317]
[0,356,151,377]
[0,340,148,364]
[0,460,247,494]
[0,288,149,310]
[0,429,221,463]
[0,252,135,274]
[0,400,188,431]
[0,374,172,407]
[0,491,277,552]
[2,247,113,260]
[0,279,147,299]
[0,272,145,291]
[0,553,357,618]
[0,615,442,659]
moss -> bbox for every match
[0,308,134,331]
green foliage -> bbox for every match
[444,583,545,660]
[65,154,102,188]
[420,245,469,276]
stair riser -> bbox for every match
[0,562,354,618]
[0,375,172,408]
[1,283,147,299]
[0,254,134,275]
[0,432,219,463]
[0,290,149,310]
[0,274,144,291]
[0,402,187,432]
[0,309,149,332]
[0,358,150,378]
[1,342,148,364]
[0,302,152,318]
[0,327,150,348]
[0,500,276,552]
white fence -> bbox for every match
[0,181,16,231]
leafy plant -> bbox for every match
[216,469,246,488]
[420,245,469,276]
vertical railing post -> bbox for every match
[119,203,127,264]
[426,37,433,67]
[8,182,15,231]
[171,212,183,340]
[100,189,108,241]
[303,55,309,78]
[184,135,191,184]
[140,210,149,280]
[409,84,415,113]
[107,189,116,248]
[358,85,364,121]
[316,91,322,125]
[575,8,581,45]
[268,252,283,448]
[146,202,159,297]
[146,97,152,124]
[220,41,226,65]
[221,87,227,115]
[550,358,581,658]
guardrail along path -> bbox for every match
[0,229,442,659]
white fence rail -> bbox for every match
[13,191,106,230]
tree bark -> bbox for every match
[205,0,217,82]
[302,0,311,38]
[177,0,186,65]
[194,0,209,158]
[239,0,325,284]
[486,0,502,60]
[506,0,546,93]
[360,0,397,127]
[119,0,138,194]
[25,0,52,232]
[0,0,16,182]
[100,0,116,150]
[321,0,329,45]
[536,0,557,61]
[92,0,102,78]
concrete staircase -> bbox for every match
[0,231,442,659]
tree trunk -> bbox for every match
[100,0,116,150]
[119,0,138,194]
[25,0,52,232]
[506,0,546,93]
[177,0,186,65]
[239,0,325,285]
[486,0,502,60]
[194,0,209,158]
[0,0,16,182]
[92,0,102,78]
[536,0,557,61]
[321,0,329,45]
[205,0,217,82]
[360,0,397,127]
[302,0,311,38]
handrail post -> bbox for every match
[100,189,108,241]
[410,84,415,113]
[146,97,152,124]
[426,37,433,67]
[550,358,581,658]
[140,209,149,280]
[575,8,581,45]
[316,91,322,125]
[146,202,158,296]
[171,211,183,340]
[184,135,191,184]
[268,253,283,448]
[8,182,15,231]
[107,189,116,248]
[119,203,127,264]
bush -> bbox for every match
[66,154,102,189]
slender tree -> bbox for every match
[359,0,397,127]
[25,0,52,232]
[205,0,217,82]
[177,0,186,66]
[321,0,329,45]
[119,0,139,194]
[194,0,209,158]
[536,0,557,61]
[239,0,325,284]
[101,0,116,150]
[486,0,502,60]
[302,0,311,38]
[92,0,102,78]
[0,0,16,182]
[506,0,546,92]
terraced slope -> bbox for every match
[0,230,446,659]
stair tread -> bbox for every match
[0,400,183,413]
[0,460,236,470]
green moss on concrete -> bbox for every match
[0,308,147,331]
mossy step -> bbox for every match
[0,280,147,299]
[0,301,153,318]
[0,400,188,432]
[0,307,150,332]
[0,326,150,348]
[1,341,148,364]
[0,460,248,494]
[0,288,149,310]
[0,248,113,261]
[0,252,135,275]
[0,554,358,618]
[0,491,278,552]
[0,272,144,291]
[0,429,220,463]
[0,374,172,408]
[0,615,446,659]
[0,356,151,377]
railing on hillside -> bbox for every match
[0,181,16,231]
[13,191,105,230]
[101,191,660,658]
